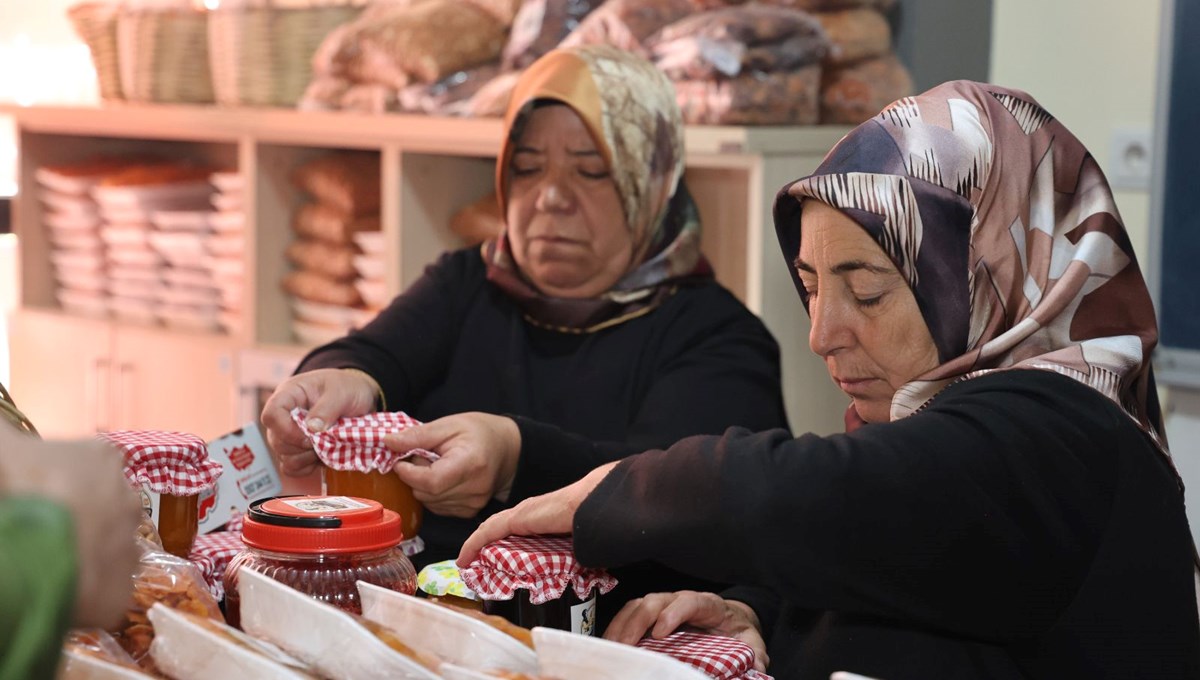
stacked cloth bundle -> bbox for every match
[282,151,383,345]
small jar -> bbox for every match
[151,491,199,558]
[325,469,423,538]
[223,495,416,629]
[484,587,597,636]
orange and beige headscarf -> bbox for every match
[483,45,709,334]
[774,80,1169,458]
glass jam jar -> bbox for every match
[325,469,423,538]
[484,588,597,637]
[223,495,416,629]
[154,492,199,559]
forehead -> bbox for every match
[798,201,891,267]
[515,104,598,148]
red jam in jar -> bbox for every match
[223,495,416,628]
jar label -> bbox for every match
[571,595,598,637]
[139,485,161,528]
[280,496,373,514]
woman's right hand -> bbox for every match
[604,591,769,672]
[260,368,381,477]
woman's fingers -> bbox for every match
[604,592,684,644]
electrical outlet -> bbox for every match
[1108,126,1153,191]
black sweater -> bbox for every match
[574,370,1200,679]
[297,247,790,611]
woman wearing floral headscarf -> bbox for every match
[459,80,1200,677]
[262,46,788,608]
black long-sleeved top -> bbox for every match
[574,369,1200,679]
[297,247,790,615]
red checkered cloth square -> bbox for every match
[290,408,439,473]
[98,430,223,496]
[637,632,773,680]
[188,530,246,600]
[460,535,618,605]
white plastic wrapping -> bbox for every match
[358,581,538,674]
[146,603,316,680]
[236,567,442,680]
[533,627,710,680]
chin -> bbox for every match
[853,400,890,424]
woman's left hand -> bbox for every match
[456,460,618,567]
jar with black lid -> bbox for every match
[223,495,416,628]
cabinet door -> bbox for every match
[112,325,239,439]
[7,310,113,438]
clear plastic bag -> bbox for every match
[820,53,912,124]
[814,7,891,65]
[674,65,822,125]
[398,63,502,115]
[649,6,830,79]
[501,0,600,70]
[559,0,697,54]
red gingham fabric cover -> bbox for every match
[188,529,245,600]
[290,408,439,473]
[459,536,618,605]
[99,430,223,496]
[637,631,774,680]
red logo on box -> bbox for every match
[227,445,255,471]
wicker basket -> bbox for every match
[117,6,215,104]
[68,2,124,100]
[208,4,363,107]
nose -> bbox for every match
[808,293,852,358]
[535,176,575,213]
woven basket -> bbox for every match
[68,2,123,100]
[117,6,215,104]
[208,4,363,107]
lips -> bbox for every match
[834,376,877,396]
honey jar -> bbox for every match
[223,495,417,628]
[325,469,423,538]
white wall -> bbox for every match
[991,0,1200,543]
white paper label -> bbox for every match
[571,595,597,637]
[200,422,284,534]
[281,496,372,513]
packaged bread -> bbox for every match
[532,627,710,680]
[398,63,502,115]
[456,70,522,118]
[108,537,223,675]
[814,8,891,65]
[292,203,380,245]
[340,83,400,114]
[560,0,698,54]
[648,6,830,79]
[310,0,441,79]
[340,0,507,86]
[501,0,601,70]
[753,0,896,10]
[58,629,154,679]
[236,567,442,680]
[291,153,381,217]
[820,53,912,124]
[283,270,363,307]
[467,0,525,25]
[449,192,504,245]
[674,65,821,125]
[358,582,538,673]
[285,239,359,281]
[147,603,318,679]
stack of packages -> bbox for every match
[300,0,523,114]
[808,0,911,124]
[207,171,247,334]
[283,152,382,346]
[35,159,130,319]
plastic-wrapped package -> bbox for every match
[310,0,441,79]
[398,63,502,115]
[501,0,599,70]
[648,6,829,79]
[467,0,526,25]
[285,239,358,281]
[292,203,380,245]
[290,152,381,218]
[449,192,504,245]
[820,53,912,124]
[338,0,507,85]
[453,70,522,118]
[108,537,224,675]
[339,82,400,113]
[674,64,821,125]
[753,0,895,10]
[59,629,152,679]
[814,7,891,65]
[148,603,319,679]
[283,269,364,307]
[559,0,698,54]
[298,76,352,111]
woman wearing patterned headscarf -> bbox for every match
[262,45,788,613]
[459,80,1200,677]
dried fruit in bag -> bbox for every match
[649,6,829,79]
[502,0,600,70]
[814,7,891,65]
[820,53,912,124]
[674,65,821,125]
[283,270,363,307]
[286,239,359,281]
[292,203,381,246]
[560,0,697,54]
[290,153,381,218]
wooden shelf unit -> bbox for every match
[6,103,850,439]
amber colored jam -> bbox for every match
[223,545,416,629]
[325,469,423,538]
[157,493,199,558]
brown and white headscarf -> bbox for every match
[774,80,1169,460]
[484,44,710,334]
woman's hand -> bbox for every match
[456,461,618,567]
[260,368,380,477]
[385,413,522,518]
[605,591,769,672]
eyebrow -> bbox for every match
[793,257,896,276]
[511,147,601,157]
